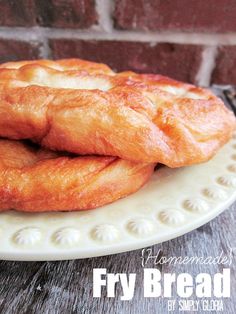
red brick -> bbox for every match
[50,39,203,83]
[35,0,97,28]
[0,0,36,26]
[212,46,236,85]
[114,0,236,32]
[0,40,41,63]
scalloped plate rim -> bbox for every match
[0,195,235,261]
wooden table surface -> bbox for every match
[0,86,235,314]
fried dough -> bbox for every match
[0,59,234,167]
[0,139,154,212]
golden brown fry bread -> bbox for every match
[0,58,235,167]
[0,139,154,212]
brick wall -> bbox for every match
[0,0,236,86]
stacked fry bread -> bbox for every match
[0,58,235,212]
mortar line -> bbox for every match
[0,27,235,45]
[95,0,115,32]
[195,46,218,86]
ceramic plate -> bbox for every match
[0,133,236,261]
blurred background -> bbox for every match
[0,0,235,86]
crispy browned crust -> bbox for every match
[0,140,154,212]
[0,58,235,167]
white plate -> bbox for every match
[0,133,236,261]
